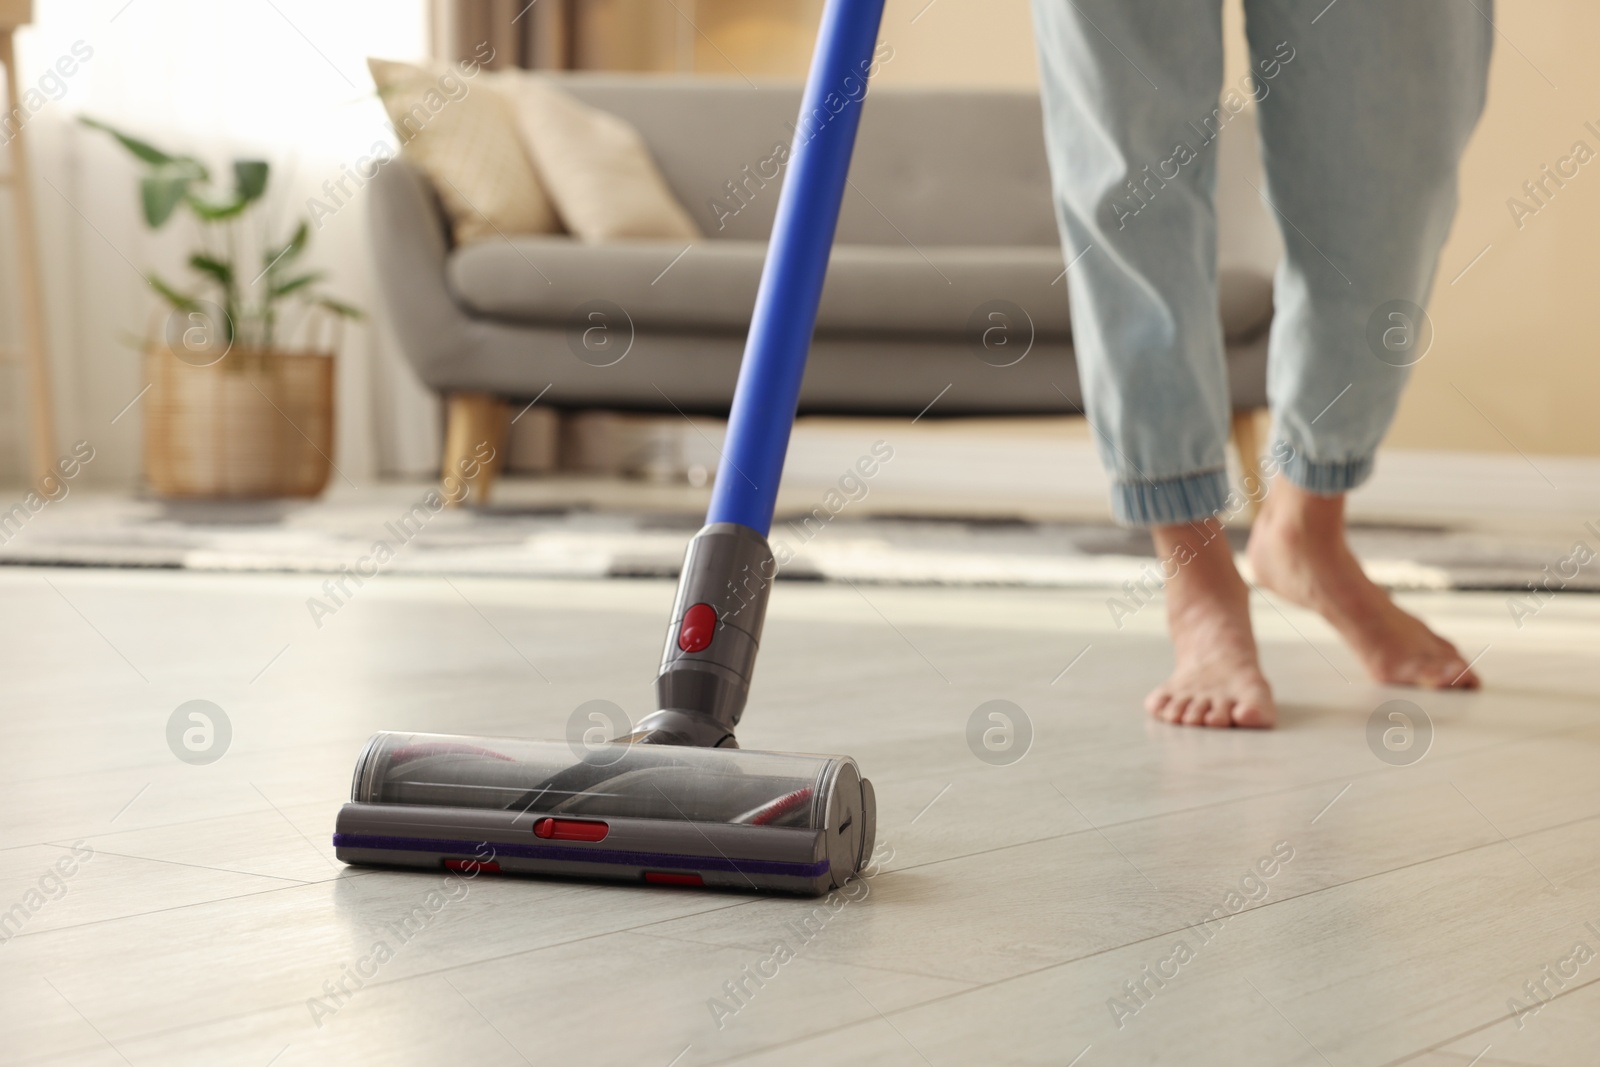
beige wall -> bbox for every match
[666,0,1600,456]
[1392,2,1600,457]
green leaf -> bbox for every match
[145,270,198,310]
[141,174,192,227]
[81,117,211,183]
[315,296,364,319]
[80,116,176,166]
[233,159,269,202]
[185,193,250,222]
[264,220,309,273]
[271,270,325,298]
[188,253,233,287]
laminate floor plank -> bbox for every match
[1,567,1595,1066]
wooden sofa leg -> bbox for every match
[1229,408,1266,524]
[442,393,509,507]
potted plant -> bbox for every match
[83,118,361,498]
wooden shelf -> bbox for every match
[0,1,32,31]
[0,8,59,485]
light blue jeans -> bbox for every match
[1031,0,1492,525]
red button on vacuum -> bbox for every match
[644,871,704,886]
[532,818,609,842]
[677,602,717,653]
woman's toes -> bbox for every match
[1441,653,1480,688]
[1229,694,1268,728]
[1164,696,1191,723]
[1422,661,1457,688]
[1435,664,1478,689]
[1180,698,1211,726]
[1203,701,1235,728]
[1145,688,1172,716]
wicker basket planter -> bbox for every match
[143,344,335,499]
[79,119,360,501]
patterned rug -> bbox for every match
[1,491,1594,593]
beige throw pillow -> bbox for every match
[368,57,558,245]
[502,76,699,244]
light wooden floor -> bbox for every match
[2,566,1598,1066]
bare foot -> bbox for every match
[1246,479,1480,689]
[1144,518,1277,729]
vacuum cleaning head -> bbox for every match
[334,731,876,895]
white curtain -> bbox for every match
[10,0,442,487]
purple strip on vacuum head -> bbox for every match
[332,832,832,879]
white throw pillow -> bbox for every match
[501,75,700,244]
[368,57,559,245]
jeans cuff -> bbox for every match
[1111,468,1231,526]
[1277,444,1374,494]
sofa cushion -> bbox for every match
[368,58,559,246]
[499,75,700,243]
[446,238,1273,343]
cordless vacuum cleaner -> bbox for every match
[333,0,886,896]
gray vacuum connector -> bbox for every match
[646,523,777,745]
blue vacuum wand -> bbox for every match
[335,0,886,895]
[629,0,887,749]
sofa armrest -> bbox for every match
[368,158,471,386]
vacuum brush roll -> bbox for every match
[334,731,876,894]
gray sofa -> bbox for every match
[370,73,1275,500]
